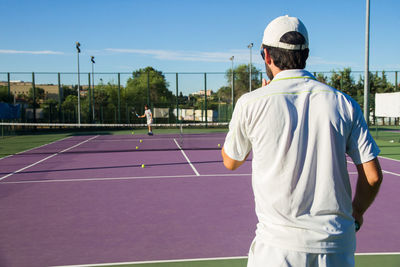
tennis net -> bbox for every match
[0,122,228,157]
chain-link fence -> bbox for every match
[0,70,399,127]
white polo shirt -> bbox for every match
[223,69,380,253]
[145,109,153,125]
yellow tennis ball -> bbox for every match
[131,131,134,134]
[218,144,221,147]
[140,139,143,143]
[136,146,139,149]
[141,164,145,168]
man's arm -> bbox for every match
[221,147,249,171]
[352,157,383,228]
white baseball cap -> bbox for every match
[262,15,308,50]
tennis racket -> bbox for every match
[132,107,139,117]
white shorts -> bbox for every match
[147,119,153,126]
[247,238,354,267]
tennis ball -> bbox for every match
[136,146,139,149]
[131,131,134,135]
[218,144,221,147]
[139,139,143,143]
[141,164,145,168]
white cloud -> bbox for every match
[307,56,357,68]
[0,49,64,55]
[104,48,263,64]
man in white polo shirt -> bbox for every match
[222,15,383,267]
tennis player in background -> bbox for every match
[138,104,153,135]
[221,15,383,267]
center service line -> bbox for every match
[0,135,99,182]
[173,138,200,176]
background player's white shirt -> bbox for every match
[145,109,152,124]
[223,69,380,253]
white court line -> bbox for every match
[0,173,251,185]
[173,138,200,176]
[0,135,98,182]
[383,170,400,177]
[379,155,400,163]
[0,135,73,161]
[347,160,400,177]
[50,256,248,267]
[49,253,400,267]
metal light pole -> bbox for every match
[248,43,253,92]
[91,56,95,122]
[364,0,370,125]
[76,42,81,125]
[230,56,234,109]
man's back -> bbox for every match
[222,15,382,267]
[225,69,379,253]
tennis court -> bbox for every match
[1,129,400,267]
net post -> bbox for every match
[204,72,207,128]
[118,73,121,123]
[395,71,398,91]
[7,72,11,103]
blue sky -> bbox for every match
[1,0,399,92]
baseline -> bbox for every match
[49,253,400,267]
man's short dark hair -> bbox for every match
[263,31,309,70]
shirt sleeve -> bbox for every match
[346,99,380,165]
[223,98,252,161]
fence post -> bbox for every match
[395,71,398,91]
[260,72,263,87]
[32,72,36,123]
[232,72,235,111]
[204,73,207,128]
[118,73,121,123]
[7,72,11,102]
[88,73,92,123]
[58,73,62,122]
[176,73,179,124]
[147,71,150,106]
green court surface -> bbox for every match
[370,126,400,160]
[55,254,400,267]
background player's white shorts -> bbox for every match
[247,238,354,267]
[147,119,153,126]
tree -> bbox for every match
[0,85,14,102]
[329,68,356,96]
[42,99,59,123]
[316,73,328,84]
[61,95,77,122]
[216,86,232,103]
[27,87,45,107]
[226,64,262,101]
[125,66,174,110]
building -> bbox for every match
[190,89,213,97]
[0,81,89,99]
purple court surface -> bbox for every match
[0,133,399,267]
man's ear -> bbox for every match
[264,48,272,65]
